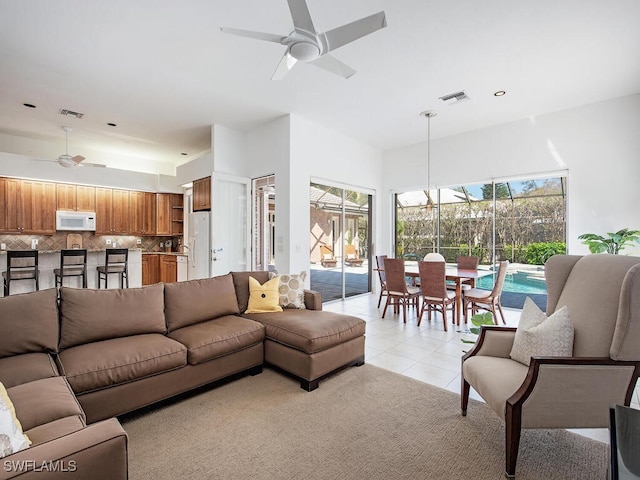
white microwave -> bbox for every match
[56,211,96,231]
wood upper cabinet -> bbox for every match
[155,193,172,236]
[0,177,21,233]
[130,191,155,236]
[95,187,129,234]
[193,176,211,211]
[171,193,184,236]
[56,184,96,212]
[19,180,56,234]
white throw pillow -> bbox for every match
[0,383,30,458]
[510,297,574,366]
[347,253,356,260]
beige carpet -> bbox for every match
[121,365,608,480]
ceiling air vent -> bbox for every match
[59,108,84,119]
[439,90,470,105]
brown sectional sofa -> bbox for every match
[0,272,365,479]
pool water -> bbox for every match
[475,271,547,295]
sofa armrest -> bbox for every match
[462,326,516,361]
[0,418,127,480]
[304,289,322,310]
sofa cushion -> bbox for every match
[168,315,265,365]
[164,274,240,332]
[58,334,187,394]
[59,284,166,349]
[23,415,85,446]
[0,353,58,388]
[0,288,59,357]
[8,377,85,432]
[0,383,30,457]
[245,276,283,313]
[242,310,366,354]
[231,271,270,314]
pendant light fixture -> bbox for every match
[420,110,437,191]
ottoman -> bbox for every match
[243,309,366,391]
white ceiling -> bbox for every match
[1,0,639,173]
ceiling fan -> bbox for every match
[221,0,387,79]
[33,126,105,168]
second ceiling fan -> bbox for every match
[221,0,387,79]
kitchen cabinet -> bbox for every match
[95,188,129,234]
[19,180,57,234]
[56,184,96,212]
[1,178,56,234]
[159,255,177,283]
[130,191,156,236]
[142,254,177,285]
[192,176,211,211]
[171,194,184,236]
[155,193,172,236]
[0,177,21,233]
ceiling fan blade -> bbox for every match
[311,54,356,79]
[321,11,387,53]
[81,162,107,168]
[220,27,285,44]
[272,52,297,80]
[287,0,316,35]
[71,155,85,164]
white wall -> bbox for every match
[212,125,249,176]
[381,94,640,257]
[245,114,383,275]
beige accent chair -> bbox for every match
[461,254,640,478]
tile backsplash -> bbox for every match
[0,232,183,252]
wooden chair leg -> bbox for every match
[496,302,506,324]
[442,301,448,332]
[377,290,383,308]
[505,404,522,479]
[461,377,470,416]
[382,296,391,318]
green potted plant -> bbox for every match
[578,228,640,254]
[461,311,495,350]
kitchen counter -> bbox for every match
[0,249,142,296]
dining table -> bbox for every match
[404,264,493,327]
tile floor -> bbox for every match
[324,292,640,444]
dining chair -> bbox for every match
[375,255,388,308]
[417,260,456,331]
[54,249,88,288]
[381,258,420,323]
[97,248,129,289]
[2,250,39,296]
[463,260,508,324]
[448,255,480,318]
[423,252,445,262]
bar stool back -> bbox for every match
[2,250,39,296]
[97,248,129,289]
[54,249,88,288]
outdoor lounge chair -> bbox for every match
[345,245,364,267]
[320,245,337,268]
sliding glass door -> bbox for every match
[310,183,372,302]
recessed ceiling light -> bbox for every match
[23,103,36,108]
[107,122,117,127]
[494,90,506,97]
[181,152,188,156]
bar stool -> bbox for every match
[54,249,88,288]
[97,248,129,289]
[2,250,39,296]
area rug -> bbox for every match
[121,365,608,480]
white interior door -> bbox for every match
[211,173,251,276]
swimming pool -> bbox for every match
[475,270,547,295]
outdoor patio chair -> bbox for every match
[320,245,337,268]
[463,260,508,324]
[417,260,456,331]
[344,244,364,267]
[382,258,420,323]
[461,254,640,478]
